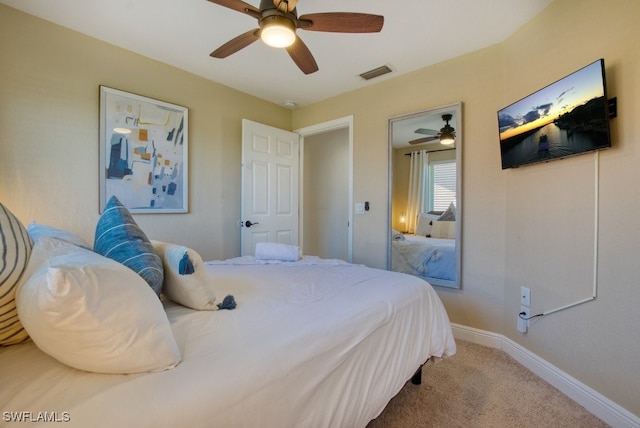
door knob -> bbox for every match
[245,220,259,228]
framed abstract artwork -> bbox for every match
[99,86,188,213]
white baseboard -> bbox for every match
[451,323,640,428]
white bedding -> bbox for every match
[391,234,457,287]
[0,260,455,428]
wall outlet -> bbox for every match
[520,287,531,307]
[517,306,530,333]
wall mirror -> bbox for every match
[387,102,462,289]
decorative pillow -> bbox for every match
[16,237,181,374]
[437,202,456,222]
[27,221,91,249]
[94,196,163,295]
[431,220,456,239]
[415,213,440,237]
[151,241,218,310]
[0,202,33,346]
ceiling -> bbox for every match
[1,0,552,108]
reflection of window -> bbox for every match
[426,160,456,212]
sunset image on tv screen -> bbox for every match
[498,59,611,169]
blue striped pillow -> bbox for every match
[94,197,163,295]
[0,202,33,345]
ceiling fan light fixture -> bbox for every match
[440,133,455,145]
[208,1,383,74]
[260,16,296,48]
[439,114,455,145]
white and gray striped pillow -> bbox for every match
[0,203,33,346]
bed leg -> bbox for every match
[411,358,430,385]
[411,364,423,385]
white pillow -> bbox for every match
[431,220,456,239]
[415,213,440,237]
[27,221,91,249]
[152,241,218,310]
[16,237,181,374]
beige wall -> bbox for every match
[500,0,640,415]
[1,0,639,417]
[294,0,640,416]
[0,5,291,261]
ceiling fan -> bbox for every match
[409,114,456,145]
[207,0,384,74]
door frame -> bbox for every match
[295,115,354,263]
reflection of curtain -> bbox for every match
[406,150,429,233]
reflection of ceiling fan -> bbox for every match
[207,0,384,74]
[409,114,456,145]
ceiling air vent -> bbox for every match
[359,65,393,81]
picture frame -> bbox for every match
[99,86,188,213]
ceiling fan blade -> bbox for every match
[409,136,439,145]
[298,13,384,33]
[207,0,260,15]
[286,37,318,74]
[415,128,438,136]
[210,29,260,58]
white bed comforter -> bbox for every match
[0,260,455,428]
[391,235,456,284]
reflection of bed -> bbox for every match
[391,233,456,287]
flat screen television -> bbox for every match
[498,59,612,169]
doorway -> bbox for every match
[296,116,353,262]
[302,128,349,260]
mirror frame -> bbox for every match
[387,101,463,289]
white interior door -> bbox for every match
[241,119,299,256]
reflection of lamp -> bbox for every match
[113,127,131,134]
[399,212,407,233]
[260,15,296,48]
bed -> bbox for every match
[391,232,457,288]
[391,206,458,288]
[0,199,455,427]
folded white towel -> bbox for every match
[392,229,406,241]
[255,242,301,262]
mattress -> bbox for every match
[0,258,455,428]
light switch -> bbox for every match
[355,203,365,214]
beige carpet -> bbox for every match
[368,340,609,427]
